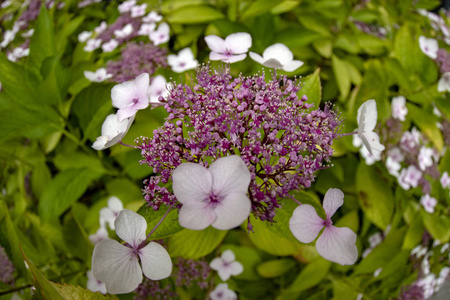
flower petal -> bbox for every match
[322,188,344,219]
[289,204,324,243]
[315,225,358,265]
[114,209,147,247]
[205,35,226,53]
[225,32,252,54]
[172,163,212,204]
[229,261,244,277]
[108,196,123,212]
[212,192,251,230]
[360,131,385,154]
[92,239,143,294]
[281,60,304,72]
[221,249,236,262]
[111,81,136,109]
[139,242,173,280]
[178,201,216,230]
[209,155,250,196]
[357,99,377,133]
[262,43,293,66]
[249,51,265,65]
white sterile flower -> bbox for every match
[131,3,147,18]
[289,188,358,265]
[118,0,136,13]
[386,156,401,177]
[149,22,170,46]
[205,32,252,63]
[359,144,382,165]
[92,114,135,150]
[78,31,92,42]
[21,29,34,38]
[356,99,385,154]
[92,210,172,294]
[102,39,119,53]
[0,30,16,48]
[148,75,169,104]
[143,11,163,23]
[388,147,404,163]
[114,23,133,39]
[391,95,408,121]
[99,196,124,230]
[138,23,156,36]
[111,73,150,122]
[0,0,11,8]
[210,283,237,300]
[84,68,113,82]
[95,21,107,34]
[249,43,303,72]
[210,250,243,281]
[368,232,383,248]
[441,171,450,189]
[374,268,383,277]
[167,48,199,73]
[7,47,30,62]
[419,36,439,59]
[438,72,450,92]
[84,38,102,52]
[398,165,422,190]
[172,155,251,230]
[420,194,437,213]
[418,146,434,171]
[88,226,108,245]
[87,270,107,294]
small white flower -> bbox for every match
[84,68,113,82]
[249,43,303,72]
[78,31,92,42]
[88,227,108,245]
[359,143,382,165]
[205,32,252,63]
[0,0,11,8]
[386,156,401,177]
[84,38,102,52]
[438,72,450,93]
[149,22,170,46]
[7,47,29,62]
[167,48,199,73]
[138,23,156,36]
[420,194,437,213]
[95,21,107,34]
[440,171,450,189]
[210,283,237,300]
[391,96,408,121]
[92,210,172,294]
[0,30,16,48]
[87,270,107,294]
[101,39,119,52]
[419,36,439,59]
[92,114,135,150]
[356,100,385,155]
[368,232,383,248]
[143,11,163,23]
[373,268,382,277]
[148,75,170,104]
[131,3,147,18]
[398,165,422,190]
[118,0,136,13]
[99,196,124,230]
[114,23,133,39]
[21,29,34,38]
[418,146,434,171]
[210,250,243,281]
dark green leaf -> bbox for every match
[167,5,224,24]
[300,68,322,109]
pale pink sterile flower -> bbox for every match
[84,68,113,82]
[22,29,34,38]
[172,155,252,230]
[204,32,252,63]
[149,22,170,46]
[84,38,102,52]
[99,196,124,230]
[438,72,450,92]
[89,227,109,245]
[418,146,434,171]
[78,31,92,42]
[210,250,243,281]
[249,43,304,72]
[289,188,358,265]
[441,171,450,189]
[87,270,107,294]
[398,165,422,190]
[114,23,133,39]
[357,99,385,154]
[143,11,163,23]
[7,47,30,62]
[419,36,439,59]
[102,39,119,52]
[167,48,199,73]
[131,3,147,18]
[210,283,237,300]
[420,194,437,213]
[92,210,172,294]
[386,156,401,177]
[148,75,170,104]
[138,23,156,36]
[111,73,150,122]
[118,0,136,13]
[0,30,16,48]
[391,95,408,121]
[95,21,107,34]
[92,114,135,150]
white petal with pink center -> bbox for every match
[167,48,199,73]
[210,283,237,300]
[150,22,170,46]
[419,36,439,59]
[210,249,243,281]
[205,32,252,63]
[84,68,113,82]
[249,43,303,72]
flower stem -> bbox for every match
[339,130,358,137]
[119,141,139,149]
[146,207,172,240]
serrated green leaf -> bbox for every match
[257,258,296,278]
[167,5,224,24]
[138,206,184,239]
[300,68,322,109]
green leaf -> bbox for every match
[36,56,70,106]
[394,24,419,75]
[138,206,184,239]
[275,27,324,48]
[242,0,282,18]
[31,160,52,199]
[402,212,424,250]
[221,244,263,280]
[105,178,143,204]
[52,284,118,299]
[53,151,106,174]
[300,68,322,109]
[407,103,444,152]
[312,39,333,58]
[55,15,85,53]
[332,55,350,99]
[39,168,102,222]
[256,258,296,278]
[422,212,450,243]
[277,257,331,299]
[167,5,225,24]
[168,227,227,259]
[62,213,93,262]
[356,163,394,229]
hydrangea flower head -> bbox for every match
[205,32,252,63]
[289,188,358,265]
[419,36,439,59]
[92,114,134,150]
[357,99,385,154]
[249,43,303,72]
[92,209,172,294]
[209,249,243,281]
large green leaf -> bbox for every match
[241,0,282,18]
[300,68,322,109]
[256,258,296,278]
[138,206,184,239]
[407,103,444,152]
[394,24,416,75]
[167,5,224,24]
[332,55,351,100]
[422,212,450,243]
[52,284,118,299]
[36,56,70,106]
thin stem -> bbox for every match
[292,198,302,206]
[339,130,358,137]
[119,141,139,149]
[146,207,172,240]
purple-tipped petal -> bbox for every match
[322,188,344,219]
[172,163,212,204]
[316,225,358,265]
[212,192,251,230]
[289,204,324,244]
[139,242,172,280]
[114,210,147,247]
[178,201,216,230]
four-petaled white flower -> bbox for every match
[210,249,243,281]
[440,171,450,189]
[289,188,358,265]
[420,194,437,213]
[102,39,119,52]
[418,146,434,171]
[118,0,136,13]
[138,23,156,36]
[88,226,108,245]
[249,43,304,72]
[131,3,147,18]
[210,283,237,300]
[92,209,172,294]
[84,38,102,52]
[357,99,385,155]
[92,114,134,150]
[438,72,450,92]
[172,155,251,230]
[205,32,252,63]
[391,95,408,121]
[87,270,107,294]
[148,75,170,104]
[111,73,150,122]
[114,23,133,39]
[143,11,163,23]
[419,36,439,59]
[167,48,199,73]
[78,31,93,43]
[95,21,107,34]
[84,68,113,82]
[99,196,124,230]
[149,22,170,46]
[398,165,422,190]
